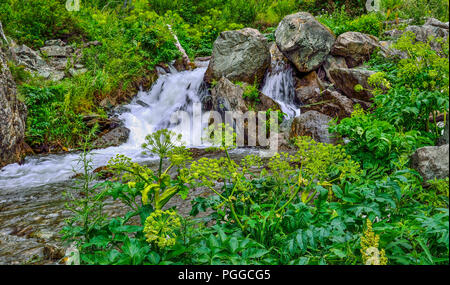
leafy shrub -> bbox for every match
[0,0,84,47]
[318,8,385,36]
[329,105,432,169]
[368,32,449,139]
[20,84,88,148]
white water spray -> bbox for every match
[261,51,299,119]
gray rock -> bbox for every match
[92,127,130,148]
[384,18,448,51]
[44,39,65,46]
[40,45,74,57]
[49,58,68,71]
[289,111,336,144]
[425,18,449,30]
[204,28,270,86]
[331,32,383,68]
[411,144,449,182]
[329,67,375,101]
[68,67,87,77]
[136,100,150,108]
[10,44,66,81]
[322,55,348,84]
[0,48,27,168]
[275,12,335,73]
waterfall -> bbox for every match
[261,52,299,119]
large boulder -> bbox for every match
[0,48,27,168]
[410,144,449,182]
[328,67,375,101]
[275,12,335,73]
[299,88,355,120]
[289,111,336,144]
[331,32,382,68]
[204,28,270,86]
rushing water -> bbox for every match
[261,54,299,119]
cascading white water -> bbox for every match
[0,65,209,190]
[261,55,299,119]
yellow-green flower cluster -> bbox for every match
[190,157,239,186]
[143,210,181,248]
[360,219,388,265]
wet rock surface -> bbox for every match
[0,48,27,168]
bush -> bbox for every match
[20,84,88,148]
[317,8,385,36]
[0,0,84,48]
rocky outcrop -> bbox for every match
[384,18,449,51]
[289,111,336,144]
[411,144,449,182]
[328,67,375,101]
[331,32,382,68]
[275,12,335,73]
[9,40,91,82]
[0,48,27,168]
[204,28,270,86]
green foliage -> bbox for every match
[381,0,449,23]
[242,81,261,102]
[20,84,88,148]
[0,0,84,48]
[330,105,432,169]
[318,8,385,36]
[368,33,449,138]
